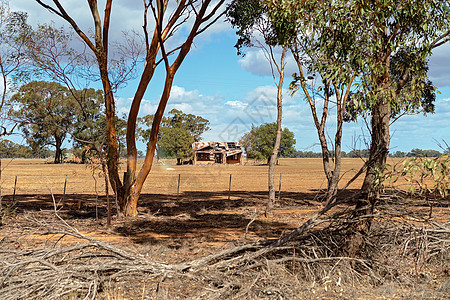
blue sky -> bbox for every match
[9,1,450,153]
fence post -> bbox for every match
[228,174,232,201]
[107,188,111,227]
[177,174,181,201]
[62,175,67,208]
[278,173,282,202]
[13,176,17,202]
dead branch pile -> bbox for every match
[1,192,449,299]
[184,192,450,298]
[0,224,177,299]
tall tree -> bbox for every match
[268,0,449,202]
[242,123,296,163]
[268,0,450,256]
[165,109,210,143]
[0,1,30,190]
[227,0,288,210]
[34,0,225,216]
[342,0,449,213]
[9,81,76,163]
[267,0,357,202]
[158,127,195,164]
[139,109,209,164]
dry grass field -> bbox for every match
[0,157,379,196]
[0,157,449,299]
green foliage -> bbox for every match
[71,88,127,161]
[165,109,210,142]
[0,139,32,158]
[270,0,449,109]
[0,200,16,226]
[242,123,296,162]
[269,0,359,87]
[390,151,407,158]
[345,149,370,158]
[291,151,324,158]
[345,54,437,122]
[345,0,447,115]
[138,109,209,160]
[0,1,30,75]
[71,88,104,157]
[401,155,450,199]
[8,81,77,163]
[226,0,286,55]
[292,149,375,158]
[406,148,442,158]
[158,127,195,160]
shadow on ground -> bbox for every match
[5,189,442,246]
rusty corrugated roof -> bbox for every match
[192,142,242,151]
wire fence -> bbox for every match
[0,158,368,202]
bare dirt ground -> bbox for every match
[0,158,449,299]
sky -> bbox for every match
[8,0,450,154]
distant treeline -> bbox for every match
[0,140,53,159]
[290,148,447,158]
[1,139,448,159]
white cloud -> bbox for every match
[11,0,230,59]
[116,82,450,153]
[225,100,248,110]
[169,86,200,103]
[429,43,450,87]
[238,49,298,77]
[172,103,194,113]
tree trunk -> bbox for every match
[123,72,176,216]
[324,80,353,203]
[81,149,87,164]
[344,94,391,257]
[292,49,339,202]
[102,75,124,205]
[120,0,218,217]
[360,99,391,209]
[54,137,62,164]
[267,47,286,212]
[35,0,224,217]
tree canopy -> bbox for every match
[242,123,296,163]
[8,81,76,163]
[71,88,128,162]
[266,0,450,206]
[31,0,225,216]
[0,0,30,136]
[139,109,210,164]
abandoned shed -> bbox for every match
[192,142,243,165]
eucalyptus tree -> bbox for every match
[9,81,76,163]
[227,0,288,210]
[241,123,296,163]
[34,0,226,216]
[0,0,29,135]
[267,0,450,256]
[341,1,450,211]
[138,109,210,164]
[268,0,450,207]
[266,0,358,202]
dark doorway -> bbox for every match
[214,153,222,164]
